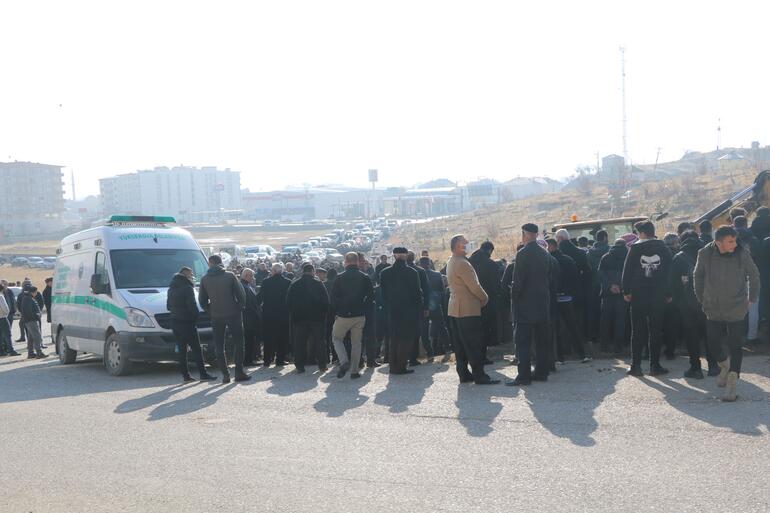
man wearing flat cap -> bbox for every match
[446,235,499,384]
[379,247,423,374]
[508,223,553,386]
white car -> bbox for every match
[325,251,344,264]
[304,251,323,265]
[27,257,45,268]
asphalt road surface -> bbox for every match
[1,328,769,513]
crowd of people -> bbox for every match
[0,277,54,359]
[1,207,763,403]
[169,207,762,402]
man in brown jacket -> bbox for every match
[446,234,498,385]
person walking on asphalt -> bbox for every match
[167,267,216,382]
[693,225,760,401]
[330,252,374,379]
[257,263,292,367]
[287,263,330,373]
[446,234,498,385]
[622,220,672,377]
[199,254,250,384]
[0,283,18,356]
[379,247,422,374]
[508,224,552,386]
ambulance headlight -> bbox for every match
[125,308,155,328]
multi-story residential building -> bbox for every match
[0,162,65,237]
[100,166,241,222]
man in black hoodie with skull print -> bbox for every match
[621,220,673,377]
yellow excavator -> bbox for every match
[694,170,770,226]
[552,171,770,241]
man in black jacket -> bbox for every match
[287,263,330,373]
[508,223,553,386]
[240,268,262,367]
[1,280,16,352]
[546,239,589,363]
[469,241,502,360]
[406,251,431,365]
[43,278,53,348]
[167,267,215,382]
[586,230,609,344]
[358,252,380,368]
[556,229,592,338]
[669,232,718,379]
[622,220,673,377]
[419,257,450,356]
[330,252,374,379]
[699,220,713,245]
[598,239,629,353]
[20,287,46,359]
[380,248,422,374]
[199,254,250,384]
[257,263,292,368]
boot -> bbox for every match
[721,371,738,402]
[716,358,730,388]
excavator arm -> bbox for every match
[694,170,770,226]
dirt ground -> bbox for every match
[0,266,53,287]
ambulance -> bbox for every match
[52,216,211,375]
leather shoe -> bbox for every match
[506,376,531,386]
[234,374,251,382]
[474,377,500,385]
[390,369,415,375]
[531,374,548,382]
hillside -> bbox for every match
[390,163,760,265]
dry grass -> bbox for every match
[391,164,761,266]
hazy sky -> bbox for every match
[2,1,769,199]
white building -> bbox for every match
[100,166,241,222]
[0,162,65,237]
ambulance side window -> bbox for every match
[94,252,111,295]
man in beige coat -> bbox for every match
[446,234,499,385]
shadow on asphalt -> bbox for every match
[640,373,770,436]
[521,361,624,447]
[313,365,374,417]
[264,366,325,396]
[455,366,519,438]
[373,362,449,413]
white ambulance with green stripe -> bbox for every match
[52,216,211,375]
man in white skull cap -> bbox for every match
[621,220,673,377]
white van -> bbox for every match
[52,215,211,376]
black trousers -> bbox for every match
[263,319,289,364]
[555,301,585,360]
[363,306,379,365]
[171,320,206,377]
[680,307,716,369]
[376,306,389,357]
[429,307,450,354]
[480,303,497,355]
[516,321,549,381]
[243,328,260,364]
[706,320,745,375]
[663,303,681,357]
[449,316,486,381]
[211,313,245,378]
[586,284,602,342]
[630,301,665,368]
[292,320,326,369]
[411,312,433,362]
[600,295,627,350]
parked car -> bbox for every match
[325,251,344,264]
[42,257,57,269]
[11,257,29,267]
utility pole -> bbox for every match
[620,46,628,165]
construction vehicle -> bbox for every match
[552,170,770,241]
[694,170,770,226]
